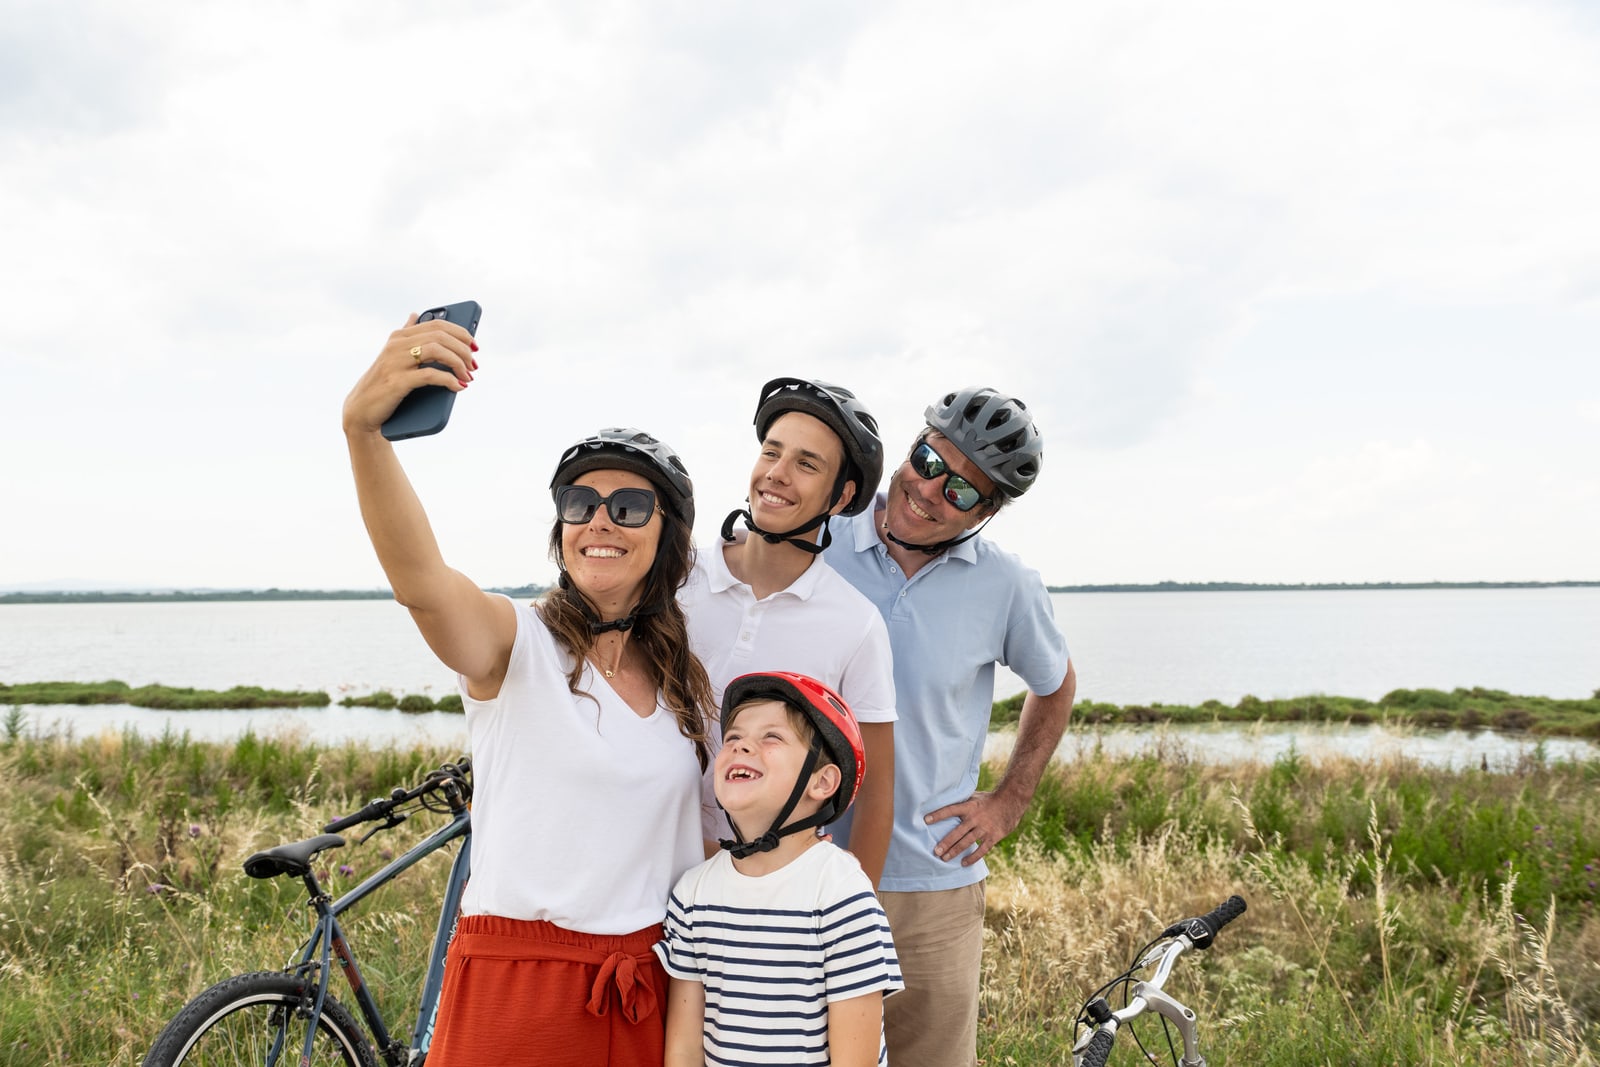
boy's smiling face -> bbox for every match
[716,698,837,836]
[747,411,854,533]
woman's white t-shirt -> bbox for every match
[458,597,710,935]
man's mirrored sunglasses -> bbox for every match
[555,485,660,528]
[908,440,992,512]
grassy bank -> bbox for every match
[0,681,331,710]
[9,682,1600,737]
[1,727,1596,1064]
[0,680,462,713]
[992,685,1600,739]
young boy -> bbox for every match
[655,672,903,1066]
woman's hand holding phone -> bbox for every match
[342,301,482,442]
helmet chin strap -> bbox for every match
[721,508,832,555]
[882,512,994,556]
[557,573,654,634]
[718,737,835,859]
[720,468,854,556]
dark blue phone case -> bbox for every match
[380,301,482,442]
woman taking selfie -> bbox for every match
[342,311,715,1066]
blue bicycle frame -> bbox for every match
[288,808,471,1066]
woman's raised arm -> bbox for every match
[343,315,514,690]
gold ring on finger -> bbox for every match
[410,345,423,363]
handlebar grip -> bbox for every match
[1189,894,1247,949]
[324,799,386,833]
[1078,1028,1115,1067]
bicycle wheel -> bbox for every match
[142,971,380,1067]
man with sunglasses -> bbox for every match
[825,386,1076,1067]
[680,377,898,886]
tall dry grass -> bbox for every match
[2,717,1597,1065]
[979,743,1600,1065]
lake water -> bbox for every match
[3,589,1597,765]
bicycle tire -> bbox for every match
[142,971,380,1067]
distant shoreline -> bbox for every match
[1,579,1596,604]
[1045,580,1600,593]
[0,586,547,605]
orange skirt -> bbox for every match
[423,915,669,1067]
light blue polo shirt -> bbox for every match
[824,498,1070,892]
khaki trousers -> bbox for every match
[882,882,985,1067]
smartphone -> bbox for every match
[380,301,483,441]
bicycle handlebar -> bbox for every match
[1072,894,1247,1066]
[1078,1029,1116,1067]
[323,758,472,834]
[1160,893,1247,950]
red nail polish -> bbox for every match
[470,341,479,352]
[471,359,479,371]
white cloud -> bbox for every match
[3,0,1599,588]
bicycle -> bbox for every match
[1069,894,1247,1067]
[141,758,474,1067]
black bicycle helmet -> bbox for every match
[754,377,884,516]
[722,378,883,555]
[717,671,866,859]
[924,387,1043,498]
[550,427,695,528]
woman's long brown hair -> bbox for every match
[536,502,714,769]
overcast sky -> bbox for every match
[4,0,1597,591]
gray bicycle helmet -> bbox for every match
[924,387,1043,498]
[550,427,695,528]
[754,377,884,515]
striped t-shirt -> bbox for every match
[654,843,903,1065]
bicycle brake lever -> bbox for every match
[357,811,409,845]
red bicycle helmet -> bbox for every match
[718,671,866,856]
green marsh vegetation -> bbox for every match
[0,681,331,710]
[0,680,462,713]
[337,690,463,713]
[10,682,1600,735]
[991,685,1600,739]
[1,719,1595,1064]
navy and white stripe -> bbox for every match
[656,845,902,1065]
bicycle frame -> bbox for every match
[288,808,471,1067]
[1107,939,1203,1066]
[1071,895,1246,1067]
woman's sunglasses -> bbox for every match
[555,485,660,528]
[908,440,992,513]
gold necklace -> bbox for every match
[596,631,629,679]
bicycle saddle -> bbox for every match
[243,833,348,879]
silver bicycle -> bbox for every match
[1070,894,1247,1067]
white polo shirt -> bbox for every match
[681,533,897,726]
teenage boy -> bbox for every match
[680,378,896,884]
[656,672,903,1067]
[825,387,1076,1067]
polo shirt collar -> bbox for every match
[706,530,827,600]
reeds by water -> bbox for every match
[1,717,1595,1065]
